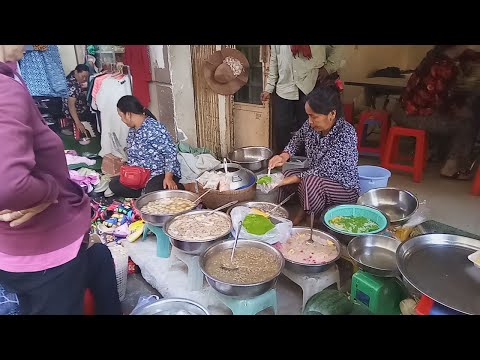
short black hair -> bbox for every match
[75,64,90,73]
[305,84,344,118]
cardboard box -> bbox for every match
[102,154,124,176]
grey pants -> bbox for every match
[391,99,480,172]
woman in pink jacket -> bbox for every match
[0,45,93,314]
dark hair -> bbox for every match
[117,95,157,120]
[75,64,90,73]
[305,84,344,118]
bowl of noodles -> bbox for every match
[321,204,389,244]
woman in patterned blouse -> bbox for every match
[107,95,183,198]
[269,84,360,224]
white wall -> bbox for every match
[169,45,198,147]
[57,45,78,75]
[339,45,433,109]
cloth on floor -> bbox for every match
[94,174,111,193]
[64,149,78,156]
[66,153,96,167]
[177,152,221,184]
[69,170,100,193]
[177,142,215,156]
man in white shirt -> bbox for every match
[261,45,344,152]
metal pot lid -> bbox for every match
[396,234,480,315]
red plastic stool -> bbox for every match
[83,288,95,315]
[472,167,480,196]
[356,109,390,157]
[343,103,354,124]
[381,126,428,183]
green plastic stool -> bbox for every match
[142,223,171,258]
[213,288,278,315]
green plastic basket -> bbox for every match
[323,204,388,236]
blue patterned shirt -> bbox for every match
[126,117,181,179]
[284,117,360,193]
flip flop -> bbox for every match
[441,170,474,181]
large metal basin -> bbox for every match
[164,209,232,255]
[199,240,284,298]
[227,146,273,172]
[135,190,199,227]
[279,227,341,274]
[357,187,419,225]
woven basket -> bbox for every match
[197,181,256,209]
[108,244,129,302]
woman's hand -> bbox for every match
[269,153,290,169]
[278,175,301,187]
[163,173,178,190]
[0,201,57,227]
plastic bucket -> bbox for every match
[358,165,391,195]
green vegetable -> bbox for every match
[256,176,273,185]
[329,216,380,233]
[243,214,275,235]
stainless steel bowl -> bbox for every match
[130,297,210,315]
[357,187,419,225]
[280,227,341,274]
[164,209,233,255]
[348,234,401,277]
[212,163,255,191]
[226,201,289,219]
[199,240,284,298]
[227,146,274,172]
[135,190,199,227]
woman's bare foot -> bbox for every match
[291,208,307,226]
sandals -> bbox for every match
[441,169,475,181]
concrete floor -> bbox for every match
[359,156,480,236]
[121,154,479,314]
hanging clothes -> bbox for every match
[95,75,133,157]
[18,45,67,97]
[124,45,152,107]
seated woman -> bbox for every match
[269,84,360,225]
[392,45,480,180]
[107,95,183,198]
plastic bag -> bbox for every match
[230,206,292,245]
[130,295,160,315]
[256,173,284,194]
[392,200,430,241]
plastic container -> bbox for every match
[358,165,391,195]
[468,250,480,269]
[323,204,389,237]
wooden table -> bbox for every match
[345,76,410,109]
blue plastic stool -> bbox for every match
[142,223,171,258]
[171,248,204,291]
[213,288,278,315]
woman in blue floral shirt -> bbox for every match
[108,95,183,198]
[269,84,360,224]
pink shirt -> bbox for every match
[0,235,83,272]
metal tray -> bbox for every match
[396,234,480,314]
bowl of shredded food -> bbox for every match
[321,204,389,244]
